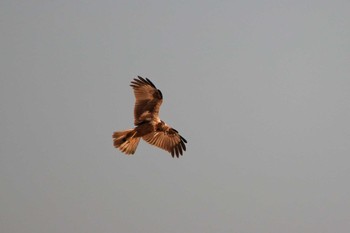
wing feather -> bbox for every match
[130,76,163,125]
[142,126,187,158]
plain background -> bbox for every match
[1,1,350,232]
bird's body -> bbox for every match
[113,76,187,158]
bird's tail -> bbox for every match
[112,129,140,155]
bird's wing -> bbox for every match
[142,126,187,158]
[130,76,163,125]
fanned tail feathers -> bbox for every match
[113,129,140,155]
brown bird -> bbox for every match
[113,76,187,158]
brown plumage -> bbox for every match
[113,76,187,158]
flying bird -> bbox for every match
[113,76,187,158]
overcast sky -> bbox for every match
[1,1,350,233]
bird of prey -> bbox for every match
[113,76,187,158]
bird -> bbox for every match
[112,76,187,158]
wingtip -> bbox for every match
[145,78,156,88]
[130,76,157,89]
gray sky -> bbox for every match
[1,1,350,232]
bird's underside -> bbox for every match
[112,76,187,158]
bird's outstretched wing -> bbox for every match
[130,76,163,125]
[142,126,187,158]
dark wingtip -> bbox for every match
[157,89,163,99]
[174,146,180,157]
[145,78,156,88]
[137,76,147,84]
[130,77,143,87]
[131,76,157,89]
[179,145,183,156]
[180,140,186,151]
